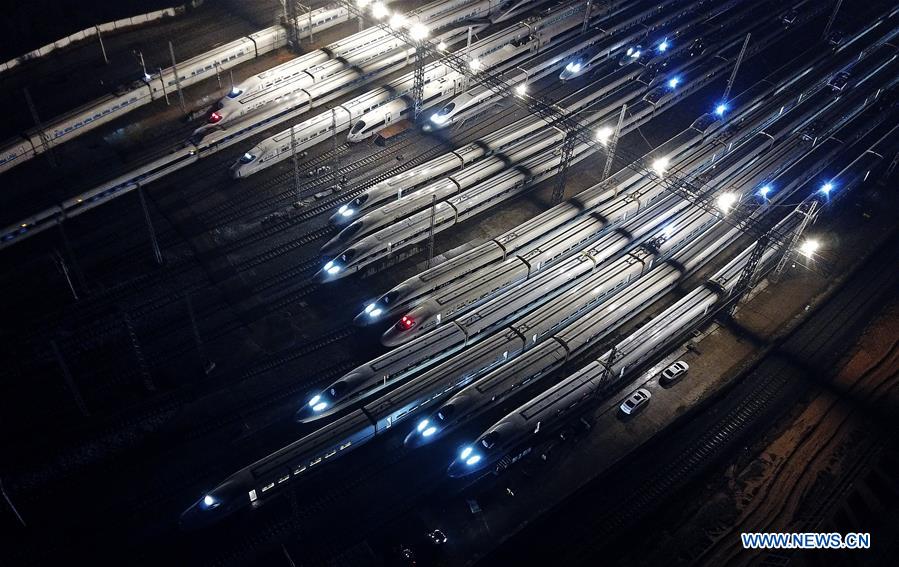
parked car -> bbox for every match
[619,388,651,416]
[427,529,447,545]
[660,360,689,385]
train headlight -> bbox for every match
[369,308,383,317]
[460,447,473,459]
[466,454,482,466]
[309,395,321,407]
[202,495,219,509]
[667,76,680,89]
[658,39,669,53]
[820,182,833,195]
[431,113,449,125]
[341,208,355,217]
[715,103,728,116]
[364,303,375,313]
[327,265,341,275]
[313,401,328,412]
[423,426,437,437]
[417,419,430,432]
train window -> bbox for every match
[481,432,499,449]
[329,381,349,398]
[350,120,366,135]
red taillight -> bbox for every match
[209,112,222,123]
[400,316,414,330]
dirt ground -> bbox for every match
[621,296,899,567]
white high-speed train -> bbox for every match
[200,0,512,132]
[229,2,587,178]
[0,4,351,176]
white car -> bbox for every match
[619,388,651,416]
[660,361,689,384]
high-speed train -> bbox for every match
[0,4,350,176]
[7,2,895,252]
[317,0,882,284]
[302,37,843,426]
[329,0,765,255]
[423,94,899,463]
[347,0,650,140]
[443,110,899,475]
[229,0,591,178]
[383,57,899,347]
[188,156,731,527]
[330,0,786,229]
[179,46,896,527]
[200,0,519,132]
[445,211,800,477]
[352,23,893,330]
[313,22,774,283]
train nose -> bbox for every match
[354,302,386,326]
[313,260,344,283]
[381,315,418,347]
[296,394,329,423]
[404,417,442,448]
[319,237,344,258]
[448,446,487,478]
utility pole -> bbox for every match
[185,294,215,375]
[229,69,235,94]
[291,124,301,201]
[552,130,576,204]
[136,183,163,265]
[771,200,819,281]
[285,1,300,51]
[95,25,109,64]
[214,61,221,89]
[332,108,341,188]
[169,41,186,112]
[603,103,627,184]
[412,41,426,121]
[24,87,57,168]
[0,478,26,528]
[122,312,156,391]
[427,195,437,268]
[158,68,170,105]
[723,33,751,104]
[582,0,592,34]
[57,215,88,296]
[823,0,844,40]
[52,249,78,301]
[135,49,148,80]
[51,339,90,417]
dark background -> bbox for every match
[0,0,185,60]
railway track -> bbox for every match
[538,233,899,565]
